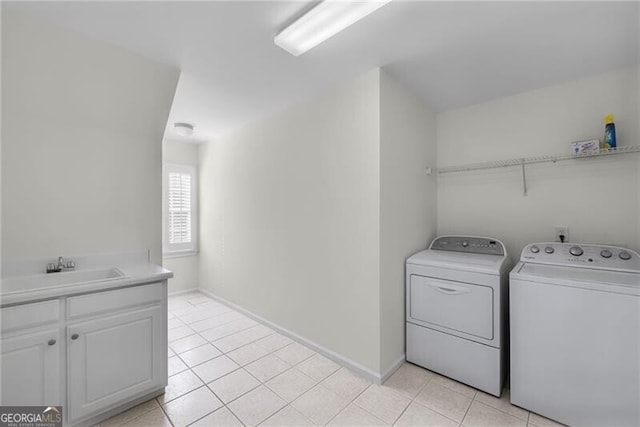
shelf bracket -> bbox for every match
[521,159,528,196]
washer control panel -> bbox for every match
[430,236,505,256]
[521,243,640,271]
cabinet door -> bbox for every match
[67,305,165,423]
[0,329,61,406]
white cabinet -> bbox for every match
[0,299,62,406]
[0,281,167,426]
[68,305,165,423]
[0,328,61,406]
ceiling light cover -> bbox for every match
[174,122,194,136]
[275,0,393,56]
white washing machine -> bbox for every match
[510,242,640,426]
[406,236,511,396]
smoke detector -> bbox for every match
[174,122,194,136]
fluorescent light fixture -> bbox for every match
[275,0,393,56]
[174,122,194,136]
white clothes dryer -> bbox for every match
[406,236,511,396]
[510,242,640,426]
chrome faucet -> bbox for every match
[46,256,76,273]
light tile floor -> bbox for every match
[98,291,564,427]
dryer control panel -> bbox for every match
[521,243,640,272]
[430,236,505,256]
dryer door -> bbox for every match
[409,275,494,340]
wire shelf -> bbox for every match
[438,145,640,174]
[436,145,640,196]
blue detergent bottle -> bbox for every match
[603,114,617,150]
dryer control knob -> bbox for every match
[619,251,632,261]
[530,245,540,253]
[600,249,612,259]
[461,240,469,247]
[569,246,584,256]
[545,246,555,254]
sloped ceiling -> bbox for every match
[6,1,639,142]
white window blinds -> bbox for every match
[163,164,197,255]
[168,172,192,244]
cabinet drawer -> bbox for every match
[1,300,59,332]
[67,283,163,319]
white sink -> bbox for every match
[48,268,127,285]
[2,267,129,294]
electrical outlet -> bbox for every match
[555,226,569,243]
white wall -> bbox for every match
[163,139,200,293]
[379,71,437,374]
[1,7,179,265]
[164,139,200,166]
[200,69,382,374]
[437,66,639,258]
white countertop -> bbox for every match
[1,251,173,306]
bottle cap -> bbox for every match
[605,114,615,124]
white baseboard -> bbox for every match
[381,353,406,383]
[197,288,394,384]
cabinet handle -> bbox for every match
[71,334,79,340]
[48,339,56,346]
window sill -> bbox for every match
[163,250,199,259]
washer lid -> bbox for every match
[513,263,640,291]
[407,249,510,274]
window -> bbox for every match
[163,164,198,255]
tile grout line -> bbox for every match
[206,367,260,405]
[173,308,242,331]
[200,344,319,425]
[388,373,426,425]
[170,294,356,426]
[155,396,176,427]
[170,323,263,365]
[459,394,475,427]
[471,391,531,422]
[168,295,304,425]
[322,376,393,426]
[169,292,529,427]
[201,325,276,353]
[196,320,259,342]
[352,373,432,426]
[390,388,417,425]
[168,294,342,426]
[321,397,353,426]
[172,293,237,427]
[168,334,305,408]
[166,353,251,426]
[262,404,314,426]
[402,374,468,426]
